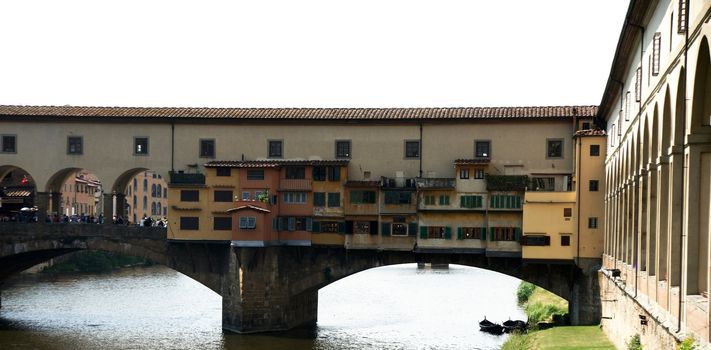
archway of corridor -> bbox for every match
[112,167,169,226]
[0,165,38,221]
[44,167,105,221]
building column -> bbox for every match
[656,161,670,282]
[35,191,50,223]
[115,193,127,221]
[638,171,648,272]
[102,193,113,225]
[647,164,658,277]
[49,192,62,217]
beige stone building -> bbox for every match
[125,170,168,224]
[60,170,101,217]
[599,0,711,348]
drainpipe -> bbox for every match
[171,120,175,173]
[576,134,582,265]
[677,0,690,333]
[419,121,423,178]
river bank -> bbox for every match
[39,251,152,274]
[502,282,614,350]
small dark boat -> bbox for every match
[502,319,527,333]
[479,318,504,335]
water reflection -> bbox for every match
[0,264,524,350]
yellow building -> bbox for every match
[522,130,606,263]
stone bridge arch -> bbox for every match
[222,246,598,333]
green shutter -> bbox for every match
[381,222,391,236]
[312,221,321,233]
[444,226,452,239]
[460,196,465,208]
[476,196,482,208]
[514,227,521,242]
[490,227,495,241]
[337,221,346,233]
[481,226,487,240]
[457,227,463,240]
[408,222,418,236]
[420,226,428,239]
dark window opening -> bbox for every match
[547,139,563,158]
[590,144,600,157]
[405,141,420,159]
[285,166,305,179]
[134,137,149,155]
[247,170,264,180]
[1,135,16,153]
[214,190,233,202]
[475,141,490,158]
[180,190,200,202]
[200,139,215,158]
[336,140,351,158]
[180,217,199,230]
[268,140,283,158]
[67,136,83,155]
[214,217,232,230]
[216,168,231,177]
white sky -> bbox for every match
[0,0,629,108]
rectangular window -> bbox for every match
[589,180,599,192]
[67,136,83,155]
[384,191,411,204]
[404,140,420,159]
[424,195,435,205]
[313,192,326,206]
[426,226,446,239]
[438,195,450,205]
[242,191,251,200]
[492,227,517,241]
[134,137,149,155]
[392,223,408,236]
[180,217,199,230]
[678,0,687,33]
[521,235,550,246]
[590,144,600,156]
[327,192,340,207]
[460,227,484,240]
[283,192,307,204]
[199,139,215,158]
[214,190,233,202]
[350,190,376,204]
[490,195,522,209]
[285,167,305,179]
[652,32,661,76]
[547,139,563,158]
[313,166,326,181]
[635,67,642,102]
[474,169,485,179]
[336,140,351,158]
[246,170,264,180]
[459,168,470,179]
[216,167,231,177]
[460,195,483,208]
[561,235,571,246]
[564,208,572,217]
[582,122,591,130]
[625,91,631,121]
[180,190,199,202]
[530,177,555,191]
[588,217,598,229]
[327,166,340,181]
[239,216,257,229]
[213,217,232,230]
[1,135,16,153]
[475,140,490,158]
[353,221,371,234]
[319,221,340,233]
[268,140,283,158]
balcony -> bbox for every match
[381,177,416,190]
[485,175,528,191]
[169,171,205,185]
[279,178,312,191]
[415,177,455,190]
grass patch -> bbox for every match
[502,326,615,350]
[42,251,152,274]
[523,285,568,325]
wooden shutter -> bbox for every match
[481,226,487,240]
[381,222,391,236]
[306,218,313,232]
[288,217,296,231]
[408,222,418,237]
[457,227,463,240]
[419,226,428,239]
[444,227,452,239]
[490,227,495,241]
[514,227,521,242]
[312,221,321,233]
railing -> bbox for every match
[381,177,417,189]
[415,177,455,189]
[485,175,528,191]
[278,179,312,191]
[169,171,205,185]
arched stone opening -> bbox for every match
[690,37,711,130]
[0,165,38,222]
[111,168,169,226]
[44,167,105,222]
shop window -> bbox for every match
[180,217,199,230]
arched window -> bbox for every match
[143,196,147,209]
[157,185,162,198]
[151,202,156,215]
[133,195,137,207]
[151,184,156,197]
[143,179,148,192]
[133,178,138,189]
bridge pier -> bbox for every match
[222,247,319,333]
[569,258,602,325]
[36,192,50,222]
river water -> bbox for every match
[0,264,525,350]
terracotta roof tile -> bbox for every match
[454,158,491,165]
[575,129,606,136]
[0,105,598,121]
[205,159,349,168]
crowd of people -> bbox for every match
[0,210,167,228]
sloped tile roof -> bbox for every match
[0,105,598,121]
[454,158,491,165]
[205,159,349,168]
[575,129,607,136]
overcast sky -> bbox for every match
[0,0,629,108]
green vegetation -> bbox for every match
[626,334,642,350]
[502,283,614,349]
[680,336,698,350]
[517,282,536,303]
[42,251,152,274]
